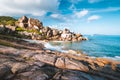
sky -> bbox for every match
[0,0,120,35]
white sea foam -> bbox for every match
[23,39,67,53]
[23,39,46,44]
[44,42,67,53]
[23,39,120,61]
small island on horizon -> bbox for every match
[0,15,120,80]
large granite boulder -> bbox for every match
[76,33,82,38]
[47,30,53,38]
[42,27,50,34]
[61,29,72,41]
[28,18,43,29]
[52,29,59,36]
[18,16,28,28]
[18,16,28,23]
[17,16,43,29]
[63,28,70,34]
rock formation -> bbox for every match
[17,16,43,29]
[18,16,28,28]
[16,16,87,41]
[28,18,43,29]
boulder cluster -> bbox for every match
[17,16,43,29]
[17,16,87,41]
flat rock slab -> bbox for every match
[0,45,120,80]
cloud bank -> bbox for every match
[0,0,60,16]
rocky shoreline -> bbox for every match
[0,35,120,80]
[0,16,120,80]
[0,16,87,41]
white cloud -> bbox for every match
[50,14,60,18]
[0,0,60,16]
[50,13,67,22]
[91,7,120,13]
[88,0,102,3]
[87,15,100,22]
[74,9,89,18]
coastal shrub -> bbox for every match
[26,29,42,35]
[26,29,37,33]
[6,20,16,26]
[16,27,25,31]
[0,16,17,26]
[16,27,42,35]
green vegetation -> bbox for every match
[26,29,42,35]
[16,27,25,31]
[16,27,42,35]
[0,16,17,26]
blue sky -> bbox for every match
[0,0,120,35]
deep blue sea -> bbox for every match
[47,35,120,60]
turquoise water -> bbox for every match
[49,35,120,60]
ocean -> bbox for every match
[47,35,120,60]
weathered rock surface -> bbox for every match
[0,36,120,80]
[17,16,43,29]
[18,16,28,28]
[28,18,43,29]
